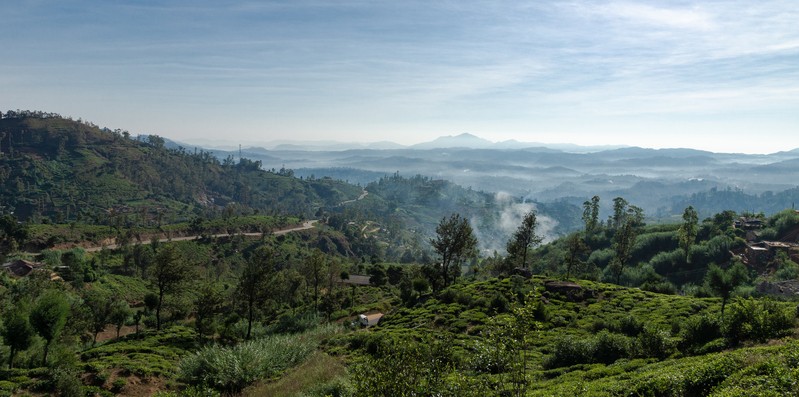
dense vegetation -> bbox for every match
[0,111,361,243]
[2,111,799,396]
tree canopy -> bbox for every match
[429,213,478,291]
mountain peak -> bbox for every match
[411,133,493,149]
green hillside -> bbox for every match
[336,276,797,396]
[0,112,361,227]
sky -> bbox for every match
[2,1,798,154]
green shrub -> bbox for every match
[723,298,794,344]
[489,293,509,314]
[587,248,614,269]
[593,330,630,364]
[52,367,85,397]
[439,288,457,304]
[774,259,799,281]
[0,381,16,393]
[640,280,677,295]
[94,371,110,386]
[543,335,594,369]
[617,315,644,337]
[267,312,320,334]
[301,377,353,397]
[634,326,674,359]
[680,314,721,353]
[648,249,684,274]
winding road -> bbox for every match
[79,188,368,252]
[83,220,318,252]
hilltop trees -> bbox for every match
[678,206,699,262]
[582,196,600,233]
[609,199,645,284]
[505,210,543,271]
[429,213,477,291]
[563,232,590,279]
[611,197,629,230]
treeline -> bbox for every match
[513,198,799,295]
[674,186,799,218]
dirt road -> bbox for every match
[66,189,365,253]
[83,220,318,252]
[337,189,368,206]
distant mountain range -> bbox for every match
[182,132,629,153]
[132,132,799,222]
[200,138,799,222]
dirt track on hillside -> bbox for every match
[82,220,318,252]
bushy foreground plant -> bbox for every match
[723,298,794,344]
[350,335,492,397]
[179,325,338,394]
[530,340,799,397]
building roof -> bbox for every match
[359,312,384,326]
[339,274,371,286]
[1,259,42,277]
[763,241,796,249]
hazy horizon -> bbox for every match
[179,133,795,156]
[3,1,798,154]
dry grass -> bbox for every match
[243,352,346,397]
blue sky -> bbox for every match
[3,1,798,153]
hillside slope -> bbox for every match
[0,112,362,225]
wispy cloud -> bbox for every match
[2,1,797,152]
[598,2,715,31]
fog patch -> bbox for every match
[472,192,559,254]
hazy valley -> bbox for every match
[199,133,799,226]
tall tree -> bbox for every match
[194,282,226,338]
[302,249,327,312]
[611,197,629,229]
[582,196,601,232]
[1,309,33,368]
[678,206,699,262]
[429,213,478,291]
[132,244,154,278]
[610,205,644,284]
[505,210,543,270]
[83,289,113,345]
[150,245,194,330]
[705,262,748,317]
[563,232,590,279]
[30,290,70,365]
[237,246,276,339]
[109,300,133,339]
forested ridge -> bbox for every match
[2,111,799,396]
[0,111,361,226]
